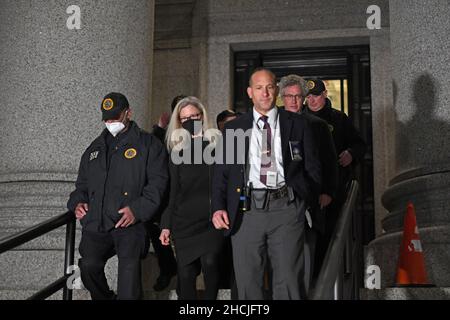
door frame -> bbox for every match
[199,29,393,237]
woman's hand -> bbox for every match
[159,229,171,246]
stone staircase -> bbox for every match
[3,224,449,300]
[0,226,175,300]
[0,224,234,300]
[361,287,450,300]
[168,289,232,300]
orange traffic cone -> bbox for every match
[395,202,433,286]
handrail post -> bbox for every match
[333,279,338,300]
[312,181,359,300]
[333,273,343,300]
[0,211,77,300]
[344,235,352,274]
[353,200,362,300]
[63,215,76,301]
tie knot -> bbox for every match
[260,115,269,124]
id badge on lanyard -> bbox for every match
[266,171,277,188]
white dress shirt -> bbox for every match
[248,106,285,189]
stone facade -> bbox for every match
[0,0,155,299]
[365,0,450,294]
[1,0,450,300]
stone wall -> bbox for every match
[0,0,155,299]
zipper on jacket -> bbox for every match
[100,144,120,230]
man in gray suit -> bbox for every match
[211,68,321,299]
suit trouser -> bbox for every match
[231,196,305,300]
[78,223,148,300]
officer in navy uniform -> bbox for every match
[67,92,169,300]
[279,74,338,296]
[304,79,366,277]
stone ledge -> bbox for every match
[365,226,450,287]
[168,289,232,300]
[361,287,450,300]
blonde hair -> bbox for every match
[165,96,218,151]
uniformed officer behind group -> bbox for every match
[304,79,366,277]
[67,92,169,300]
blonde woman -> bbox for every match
[159,96,224,300]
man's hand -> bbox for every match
[338,150,353,167]
[159,229,171,246]
[115,206,136,228]
[158,112,170,129]
[319,194,332,209]
[212,210,230,230]
[74,203,88,220]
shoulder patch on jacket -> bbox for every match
[124,148,137,159]
[89,150,99,161]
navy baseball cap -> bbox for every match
[101,92,129,121]
[306,79,326,96]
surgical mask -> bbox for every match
[105,122,125,137]
[105,111,128,137]
[182,119,203,136]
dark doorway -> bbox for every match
[234,46,374,245]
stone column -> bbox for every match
[0,0,154,299]
[366,0,450,297]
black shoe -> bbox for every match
[153,273,175,291]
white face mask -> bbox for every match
[105,110,128,137]
[105,122,125,137]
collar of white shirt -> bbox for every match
[253,106,278,130]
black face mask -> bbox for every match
[181,119,203,136]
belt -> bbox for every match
[268,185,289,200]
[251,185,289,201]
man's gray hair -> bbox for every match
[278,74,308,98]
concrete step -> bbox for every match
[361,287,450,300]
[0,250,173,300]
[168,289,232,300]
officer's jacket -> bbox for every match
[301,112,338,199]
[67,121,169,232]
[306,99,366,195]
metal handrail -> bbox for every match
[312,180,360,300]
[0,211,76,300]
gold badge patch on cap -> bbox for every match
[124,148,137,159]
[102,98,114,111]
[307,80,315,90]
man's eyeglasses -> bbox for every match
[180,113,202,123]
[282,94,303,101]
